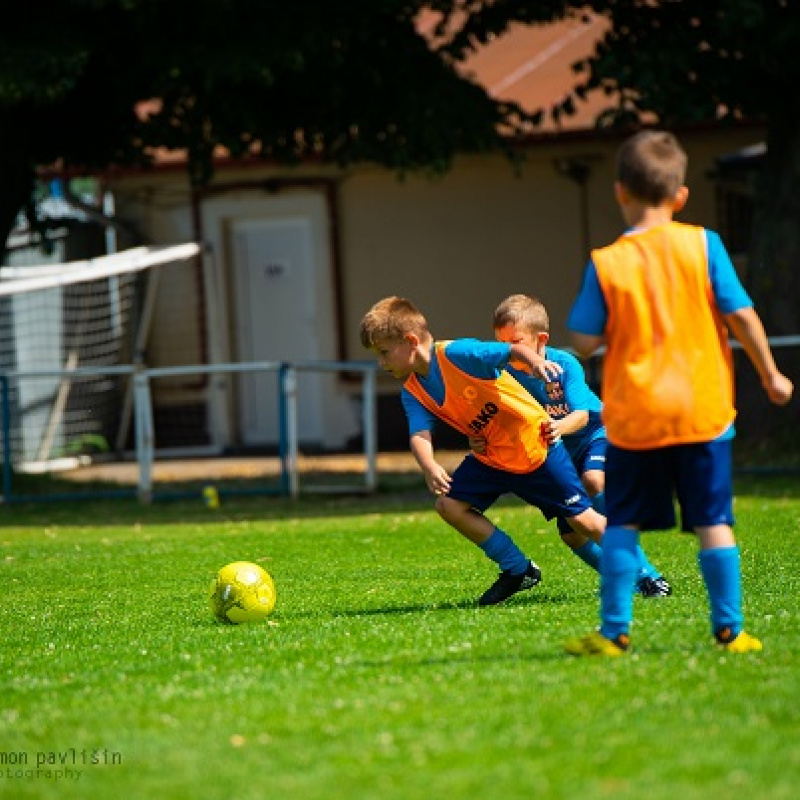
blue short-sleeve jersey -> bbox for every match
[507,346,605,461]
[567,228,752,336]
[401,339,512,435]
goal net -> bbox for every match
[0,243,201,471]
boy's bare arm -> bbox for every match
[508,342,563,380]
[471,411,587,452]
[724,307,794,405]
[410,430,452,496]
[551,410,590,438]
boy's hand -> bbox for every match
[765,372,794,406]
[542,419,562,446]
[468,436,487,454]
[531,359,563,382]
[508,343,563,382]
[423,463,452,496]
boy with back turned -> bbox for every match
[564,129,793,656]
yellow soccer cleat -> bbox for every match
[714,628,763,653]
[564,630,630,657]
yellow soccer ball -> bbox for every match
[209,561,277,624]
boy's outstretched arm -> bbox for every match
[508,342,563,380]
[724,307,794,405]
[410,430,453,496]
[550,410,590,438]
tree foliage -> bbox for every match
[2,0,800,337]
[0,0,529,251]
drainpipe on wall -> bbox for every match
[553,156,599,259]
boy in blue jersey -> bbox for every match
[564,130,793,656]
[470,293,670,596]
[360,295,607,606]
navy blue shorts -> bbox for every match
[571,437,607,477]
[605,439,734,532]
[556,437,607,534]
[446,445,592,521]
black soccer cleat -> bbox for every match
[478,560,542,606]
[636,575,672,598]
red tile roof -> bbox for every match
[421,11,611,131]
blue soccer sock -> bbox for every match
[571,539,602,572]
[590,491,657,581]
[599,526,640,640]
[635,545,662,581]
[698,546,743,639]
[479,527,528,575]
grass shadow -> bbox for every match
[318,590,588,620]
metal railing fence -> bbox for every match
[0,360,378,504]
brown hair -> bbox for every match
[616,130,687,204]
[493,294,549,334]
[359,296,430,349]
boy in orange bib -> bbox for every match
[564,130,793,656]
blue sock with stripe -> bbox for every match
[479,527,528,575]
[599,526,639,640]
[698,546,743,639]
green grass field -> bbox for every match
[1,475,798,800]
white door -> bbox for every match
[231,214,324,446]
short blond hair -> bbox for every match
[616,129,687,204]
[359,296,430,349]
[493,294,549,335]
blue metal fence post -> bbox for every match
[278,363,290,496]
[0,375,11,503]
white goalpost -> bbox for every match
[0,243,200,296]
[0,243,201,471]
[0,241,380,504]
